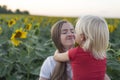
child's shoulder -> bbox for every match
[69,46,83,52]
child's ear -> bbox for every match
[80,34,85,41]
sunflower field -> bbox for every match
[0,14,120,80]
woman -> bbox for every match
[39,20,75,80]
[39,20,110,80]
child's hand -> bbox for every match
[54,50,58,61]
[54,50,69,62]
[55,50,59,55]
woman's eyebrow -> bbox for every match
[70,28,74,31]
[61,28,74,31]
[61,29,68,31]
[70,28,74,30]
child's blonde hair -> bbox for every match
[75,15,109,59]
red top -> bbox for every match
[68,46,106,80]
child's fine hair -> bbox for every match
[75,15,109,59]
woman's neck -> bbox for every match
[64,45,74,51]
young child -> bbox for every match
[54,15,109,80]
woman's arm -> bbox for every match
[54,50,69,62]
[104,74,111,80]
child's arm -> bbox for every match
[104,74,111,80]
[53,50,69,62]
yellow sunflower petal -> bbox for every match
[20,32,27,38]
[0,27,2,34]
[11,39,21,46]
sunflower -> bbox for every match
[8,19,16,27]
[108,24,115,33]
[11,28,27,46]
[0,27,2,34]
[23,18,28,24]
[25,23,32,31]
[33,23,40,29]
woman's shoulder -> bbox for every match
[46,56,55,61]
[44,56,57,65]
[40,56,56,79]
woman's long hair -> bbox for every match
[50,20,68,80]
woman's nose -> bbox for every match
[67,31,74,37]
[67,31,74,35]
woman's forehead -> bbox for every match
[61,23,74,29]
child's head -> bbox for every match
[75,15,109,59]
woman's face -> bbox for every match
[60,22,75,49]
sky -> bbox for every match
[0,0,120,18]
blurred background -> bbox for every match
[0,0,120,80]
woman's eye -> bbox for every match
[71,30,75,33]
[61,30,67,34]
[61,32,67,34]
[71,31,74,33]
